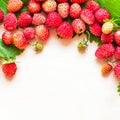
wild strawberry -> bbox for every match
[114,64,120,79]
[46,12,62,28]
[70,0,86,4]
[95,8,110,23]
[13,31,28,49]
[86,0,100,13]
[70,3,81,18]
[80,9,95,25]
[18,12,32,28]
[0,9,4,22]
[35,25,49,41]
[89,21,102,36]
[115,47,120,59]
[2,62,17,78]
[114,29,120,46]
[57,3,70,18]
[4,13,17,31]
[101,63,113,75]
[101,33,113,43]
[57,22,74,39]
[28,0,41,13]
[57,0,68,2]
[23,27,35,40]
[2,31,13,45]
[42,0,57,13]
[102,22,114,34]
[72,18,86,34]
[95,43,115,59]
[32,13,46,26]
[7,0,23,13]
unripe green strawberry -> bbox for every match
[33,42,44,51]
[102,22,114,34]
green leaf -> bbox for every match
[0,0,8,15]
[0,39,23,59]
[95,0,120,25]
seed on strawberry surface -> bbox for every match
[101,63,113,75]
[72,18,86,34]
[46,12,62,28]
[32,13,46,26]
[2,31,13,45]
[2,62,17,78]
[13,31,28,49]
[4,13,17,31]
[35,25,49,41]
[80,8,95,25]
[23,27,35,40]
[28,0,41,13]
[18,12,32,28]
[7,0,23,13]
[70,3,81,18]
[57,3,70,19]
[42,0,57,13]
[102,22,114,34]
[114,29,120,46]
[0,9,4,22]
[95,8,110,23]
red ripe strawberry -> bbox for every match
[18,12,32,28]
[13,31,28,49]
[70,0,86,4]
[2,31,13,45]
[114,29,120,46]
[42,0,57,13]
[0,9,4,22]
[101,33,113,43]
[57,0,68,2]
[89,21,102,36]
[2,62,17,78]
[58,3,70,19]
[35,0,46,2]
[95,43,115,59]
[101,63,113,75]
[35,25,49,41]
[28,0,41,13]
[7,0,23,13]
[4,13,17,31]
[114,64,120,79]
[86,0,100,12]
[72,18,86,34]
[80,9,95,25]
[115,47,120,59]
[32,13,46,26]
[23,27,35,40]
[95,8,110,23]
[46,12,62,28]
[57,22,74,39]
[70,3,81,18]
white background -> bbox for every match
[0,26,120,120]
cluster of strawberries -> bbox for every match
[0,0,120,80]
